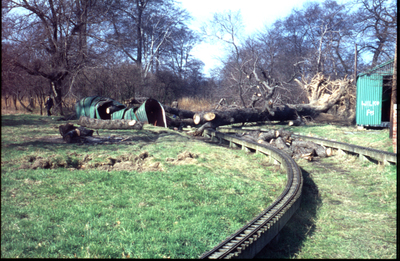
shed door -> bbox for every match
[356,74,383,125]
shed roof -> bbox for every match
[358,59,394,77]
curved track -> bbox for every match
[199,127,396,259]
[217,126,397,165]
[199,129,303,259]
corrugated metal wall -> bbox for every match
[356,74,383,125]
[356,59,394,126]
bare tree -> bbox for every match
[110,0,191,79]
[4,0,112,115]
[354,0,397,67]
[163,26,201,80]
[202,10,251,107]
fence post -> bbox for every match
[393,104,397,154]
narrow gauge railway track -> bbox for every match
[198,126,396,259]
[217,126,397,165]
[199,129,303,259]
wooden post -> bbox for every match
[390,35,397,139]
[354,43,358,82]
[393,104,397,154]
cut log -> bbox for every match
[246,131,260,140]
[78,116,144,130]
[59,123,76,137]
[194,122,213,136]
[165,116,195,129]
[163,105,196,119]
[59,123,94,143]
[193,112,216,124]
[288,119,303,126]
[292,140,327,157]
[75,127,94,137]
[204,112,216,121]
[275,128,293,143]
[258,130,276,141]
[326,147,333,157]
[292,146,316,161]
[105,105,121,115]
[193,114,201,125]
[274,137,289,150]
[271,137,293,156]
[166,105,299,134]
[301,152,314,161]
[257,139,270,146]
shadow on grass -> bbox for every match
[1,129,187,152]
[1,114,59,127]
[254,167,322,259]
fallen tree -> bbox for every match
[59,123,95,143]
[77,116,144,130]
[163,74,355,134]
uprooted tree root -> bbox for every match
[294,73,356,120]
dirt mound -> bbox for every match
[166,150,198,165]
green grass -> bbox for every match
[256,153,396,259]
[288,124,393,153]
[1,115,396,258]
[237,122,394,152]
[1,114,285,258]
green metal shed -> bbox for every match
[356,59,394,127]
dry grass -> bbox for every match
[2,96,216,116]
[176,97,214,112]
[1,97,77,116]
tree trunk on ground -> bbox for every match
[165,116,195,129]
[163,105,196,119]
[196,106,298,127]
[258,130,276,141]
[59,123,94,143]
[164,102,359,135]
[291,140,327,157]
[163,74,354,132]
[78,116,144,130]
[241,129,330,161]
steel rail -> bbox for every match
[199,129,303,259]
[217,126,397,165]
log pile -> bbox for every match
[239,128,332,161]
[59,123,95,143]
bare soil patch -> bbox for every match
[18,149,202,173]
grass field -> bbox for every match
[1,114,285,258]
[215,121,396,259]
[256,154,396,259]
[1,112,397,259]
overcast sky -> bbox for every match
[177,0,325,76]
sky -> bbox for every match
[177,0,324,77]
